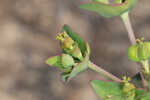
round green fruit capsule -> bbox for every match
[138,43,150,60]
[144,42,150,54]
[128,44,140,62]
[61,54,75,68]
[128,41,150,62]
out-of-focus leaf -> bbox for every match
[46,56,63,69]
[114,0,123,3]
[62,54,75,68]
[135,89,150,100]
[80,0,137,18]
[148,81,150,91]
[63,25,86,56]
[114,0,129,21]
[139,93,150,100]
[135,89,146,96]
[93,0,108,3]
[91,80,124,100]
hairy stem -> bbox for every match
[88,61,122,82]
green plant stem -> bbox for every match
[121,13,148,89]
[88,61,122,82]
[141,60,150,89]
[141,60,150,74]
[121,13,136,45]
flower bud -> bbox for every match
[57,31,83,61]
[122,76,135,100]
[47,25,90,82]
[56,31,74,50]
[69,43,83,61]
[61,54,75,68]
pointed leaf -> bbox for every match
[80,0,137,18]
[63,25,86,56]
[46,56,63,69]
[91,80,124,100]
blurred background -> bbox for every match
[0,0,150,100]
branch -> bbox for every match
[121,13,136,45]
[121,13,148,89]
[125,16,136,44]
[88,61,122,82]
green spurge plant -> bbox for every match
[46,0,150,100]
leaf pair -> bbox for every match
[46,25,90,82]
[91,80,150,100]
[80,0,137,18]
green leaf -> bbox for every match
[140,93,150,100]
[135,89,150,100]
[46,56,63,69]
[114,0,123,3]
[135,89,146,96]
[148,81,150,91]
[80,0,137,18]
[93,0,109,4]
[62,54,75,68]
[63,25,86,56]
[91,80,124,100]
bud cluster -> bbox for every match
[122,76,136,100]
[46,25,90,82]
